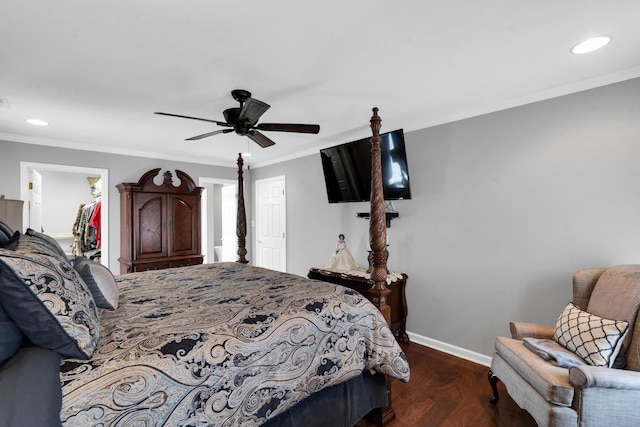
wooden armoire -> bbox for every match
[117,168,203,274]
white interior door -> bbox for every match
[255,176,286,272]
[221,185,236,262]
[29,169,42,231]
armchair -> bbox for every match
[488,265,640,426]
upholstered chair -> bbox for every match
[489,265,640,426]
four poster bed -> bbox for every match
[0,109,408,427]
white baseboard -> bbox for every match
[407,331,492,367]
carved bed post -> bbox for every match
[236,153,249,264]
[367,108,391,323]
[367,109,396,426]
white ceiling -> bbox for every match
[1,1,639,168]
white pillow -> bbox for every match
[554,302,629,367]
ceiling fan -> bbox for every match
[155,89,320,148]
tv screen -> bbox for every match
[320,129,411,203]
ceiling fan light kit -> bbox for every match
[155,89,320,148]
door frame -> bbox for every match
[198,177,236,263]
[20,162,109,268]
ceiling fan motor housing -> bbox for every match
[235,121,252,135]
[223,107,251,135]
[223,108,240,125]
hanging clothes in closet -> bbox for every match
[72,199,101,260]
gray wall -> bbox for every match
[2,77,639,359]
[0,143,239,269]
[39,170,96,234]
[251,77,640,358]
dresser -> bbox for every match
[308,267,409,343]
[0,197,24,233]
[117,169,203,274]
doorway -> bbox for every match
[255,175,286,272]
[19,162,109,268]
[199,177,236,263]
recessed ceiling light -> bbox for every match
[571,36,611,54]
[26,118,49,126]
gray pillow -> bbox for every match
[0,248,100,359]
[0,303,23,368]
[0,221,14,246]
[74,256,119,310]
[0,231,19,250]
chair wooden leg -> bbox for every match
[488,370,500,404]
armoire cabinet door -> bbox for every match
[133,192,167,259]
[168,194,200,257]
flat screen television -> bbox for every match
[320,128,411,203]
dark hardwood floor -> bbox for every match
[360,342,537,426]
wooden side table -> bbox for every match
[308,267,409,343]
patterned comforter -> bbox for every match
[59,262,410,426]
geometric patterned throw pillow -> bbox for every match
[554,302,629,367]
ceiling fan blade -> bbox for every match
[255,123,320,134]
[186,128,233,141]
[248,130,276,148]
[238,98,270,126]
[155,112,229,127]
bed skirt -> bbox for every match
[263,371,388,427]
[0,346,387,427]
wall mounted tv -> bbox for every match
[320,128,411,203]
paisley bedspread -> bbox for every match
[59,262,410,426]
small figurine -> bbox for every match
[325,234,358,271]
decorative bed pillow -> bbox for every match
[15,231,68,264]
[0,303,23,368]
[25,228,70,264]
[0,249,100,360]
[0,231,19,250]
[0,221,14,245]
[74,256,119,310]
[554,302,629,367]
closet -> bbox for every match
[117,168,203,274]
[72,176,102,260]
